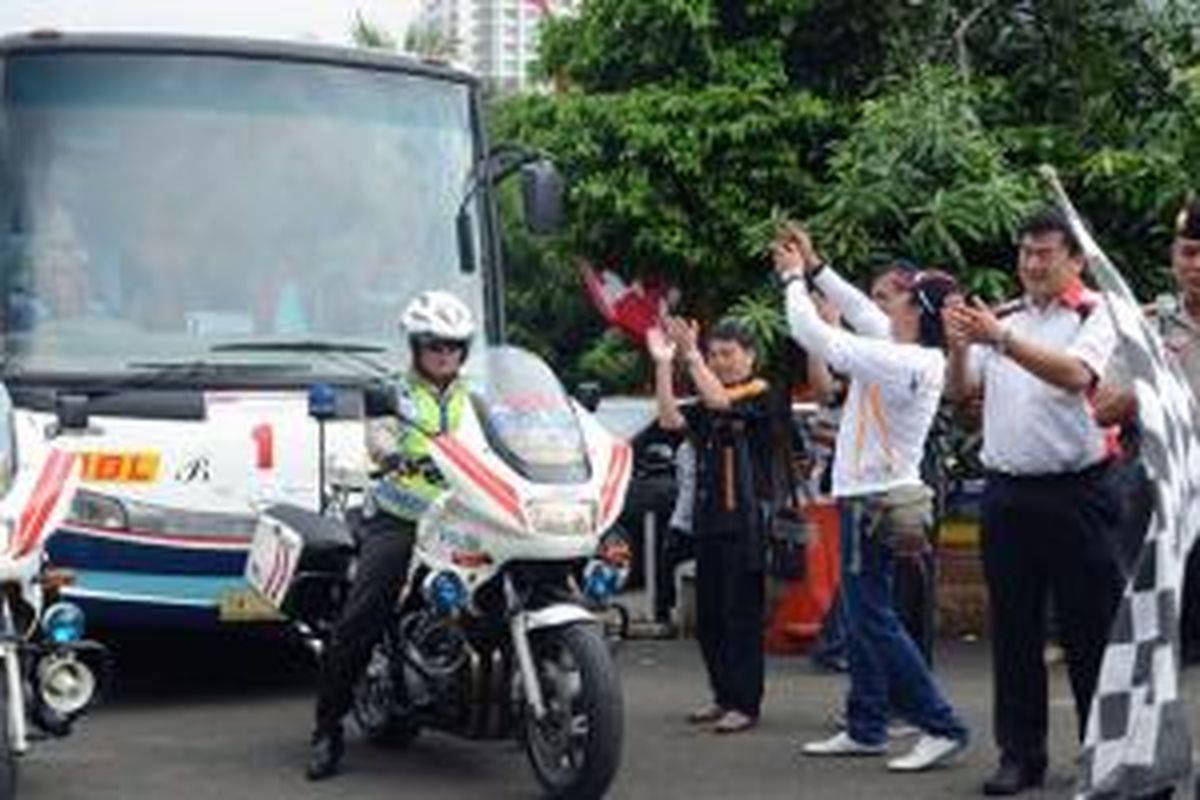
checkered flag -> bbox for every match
[1040,168,1200,798]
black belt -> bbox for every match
[985,459,1111,484]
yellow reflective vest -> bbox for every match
[369,374,469,521]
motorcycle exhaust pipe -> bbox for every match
[36,652,97,717]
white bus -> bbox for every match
[0,30,557,627]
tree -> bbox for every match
[349,12,398,51]
[494,0,1200,385]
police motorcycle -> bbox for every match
[0,390,105,799]
[245,345,633,799]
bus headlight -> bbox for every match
[525,501,595,537]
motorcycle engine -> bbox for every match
[399,610,468,678]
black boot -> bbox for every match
[982,760,1045,796]
[305,727,344,781]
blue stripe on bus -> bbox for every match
[47,528,247,576]
[61,571,255,629]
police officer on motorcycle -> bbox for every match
[307,289,474,780]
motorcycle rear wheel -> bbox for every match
[522,623,623,800]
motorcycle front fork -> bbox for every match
[0,602,26,754]
[505,576,547,720]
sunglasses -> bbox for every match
[421,339,467,355]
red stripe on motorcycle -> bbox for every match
[600,442,630,525]
[432,437,523,525]
[265,540,286,601]
[16,450,77,558]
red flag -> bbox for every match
[579,260,671,346]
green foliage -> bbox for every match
[349,13,397,50]
[537,0,718,90]
[493,0,1200,384]
[811,68,1037,282]
[727,288,787,358]
[575,331,645,393]
[493,85,834,318]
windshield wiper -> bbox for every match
[210,339,386,354]
[127,359,305,375]
[209,339,392,378]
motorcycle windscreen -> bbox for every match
[472,346,591,483]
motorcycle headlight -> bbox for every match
[525,501,596,537]
[42,601,86,644]
[422,570,468,616]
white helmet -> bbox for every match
[401,290,475,341]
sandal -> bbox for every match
[714,710,756,734]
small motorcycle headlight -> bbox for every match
[582,560,621,603]
[42,601,86,644]
[423,571,468,616]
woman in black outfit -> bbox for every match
[649,314,780,734]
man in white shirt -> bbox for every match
[945,207,1123,796]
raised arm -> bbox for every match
[811,266,891,339]
[784,278,929,390]
[664,316,734,411]
[770,220,889,338]
[648,326,687,431]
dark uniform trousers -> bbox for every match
[315,512,416,734]
[980,464,1122,768]
[694,534,765,718]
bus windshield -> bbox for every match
[0,49,483,379]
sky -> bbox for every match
[0,0,419,45]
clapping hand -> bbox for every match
[662,315,701,362]
[770,222,821,279]
[949,297,1003,347]
[646,325,676,364]
[942,295,1002,349]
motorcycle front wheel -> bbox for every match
[522,623,623,800]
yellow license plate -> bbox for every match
[218,588,284,622]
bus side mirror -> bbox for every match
[456,210,476,275]
[520,160,564,236]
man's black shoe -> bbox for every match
[982,761,1045,796]
[305,729,344,781]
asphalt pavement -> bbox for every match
[16,630,1200,799]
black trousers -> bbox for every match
[694,535,765,717]
[980,466,1123,768]
[654,527,696,622]
[314,513,415,734]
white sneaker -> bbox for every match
[888,721,919,739]
[886,734,966,772]
[802,731,886,757]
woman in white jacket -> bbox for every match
[772,222,968,773]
